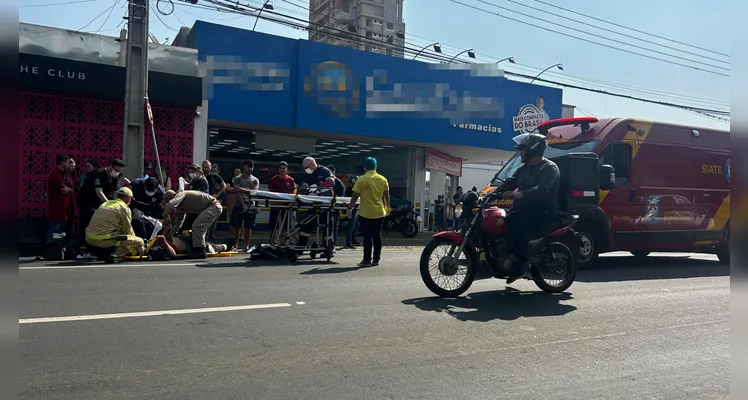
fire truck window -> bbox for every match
[599,143,632,187]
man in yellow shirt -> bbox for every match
[85,187,145,263]
[347,157,390,267]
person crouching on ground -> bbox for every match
[161,189,224,259]
[85,187,145,263]
[347,157,390,267]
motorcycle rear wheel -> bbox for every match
[531,242,577,294]
[419,238,476,298]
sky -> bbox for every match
[19,0,731,130]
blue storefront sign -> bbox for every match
[194,21,562,151]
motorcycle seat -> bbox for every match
[544,212,578,234]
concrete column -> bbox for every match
[413,147,427,231]
[122,0,149,179]
[193,100,209,164]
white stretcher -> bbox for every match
[248,189,359,205]
[247,189,359,262]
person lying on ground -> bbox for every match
[147,235,236,261]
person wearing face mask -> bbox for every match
[126,177,163,238]
[295,157,335,253]
[78,158,125,245]
[187,164,209,193]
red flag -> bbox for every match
[146,99,154,125]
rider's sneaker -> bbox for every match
[357,260,373,267]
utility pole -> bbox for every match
[122,0,149,179]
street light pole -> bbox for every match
[530,63,563,83]
[496,57,515,64]
[446,48,475,63]
[252,0,274,32]
[411,42,441,60]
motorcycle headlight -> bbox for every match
[454,204,463,219]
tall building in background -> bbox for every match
[308,0,406,58]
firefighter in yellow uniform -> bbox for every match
[85,187,145,263]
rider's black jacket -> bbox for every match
[497,158,560,218]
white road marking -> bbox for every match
[295,301,306,305]
[20,263,197,270]
[20,302,293,324]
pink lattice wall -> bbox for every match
[144,106,195,191]
[19,91,194,224]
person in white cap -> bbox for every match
[85,187,145,263]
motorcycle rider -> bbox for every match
[494,132,560,283]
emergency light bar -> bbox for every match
[537,117,599,136]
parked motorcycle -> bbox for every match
[339,205,421,238]
[419,190,581,297]
[382,205,421,238]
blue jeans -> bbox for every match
[46,221,65,244]
[346,209,359,245]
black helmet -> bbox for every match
[513,133,547,163]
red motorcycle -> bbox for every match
[419,190,581,297]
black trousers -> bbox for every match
[359,216,385,263]
[78,204,96,244]
[506,207,551,262]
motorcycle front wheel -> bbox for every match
[419,238,476,298]
[400,219,419,238]
[531,242,578,294]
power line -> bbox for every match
[509,62,729,107]
[151,3,179,31]
[511,72,729,116]
[399,31,730,107]
[176,0,456,63]
[20,0,95,8]
[170,0,729,116]
[90,0,122,36]
[473,0,729,69]
[193,0,731,115]
[75,0,119,32]
[496,0,727,64]
[446,0,730,77]
[533,0,729,58]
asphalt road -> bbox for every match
[19,250,729,400]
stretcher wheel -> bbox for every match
[309,242,318,259]
[325,239,333,262]
[286,250,298,263]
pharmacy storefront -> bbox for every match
[190,21,562,230]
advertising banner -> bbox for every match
[193,22,563,151]
[426,149,463,177]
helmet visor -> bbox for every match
[512,133,533,145]
[513,133,532,149]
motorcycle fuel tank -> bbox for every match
[480,207,509,235]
